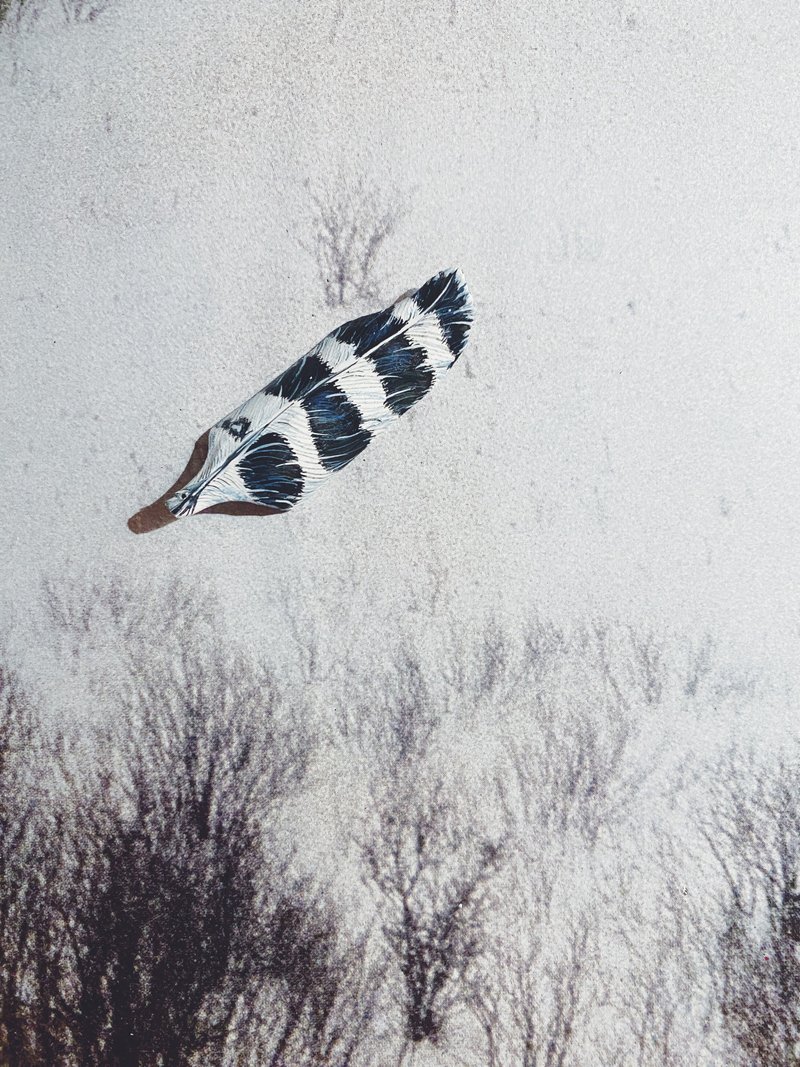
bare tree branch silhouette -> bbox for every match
[300,177,401,309]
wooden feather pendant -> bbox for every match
[166,268,473,518]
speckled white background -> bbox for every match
[2,0,799,678]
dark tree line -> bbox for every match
[0,615,378,1066]
[363,774,503,1053]
[700,747,800,1066]
[1,581,796,1065]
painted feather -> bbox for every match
[166,268,473,518]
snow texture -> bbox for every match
[1,0,798,680]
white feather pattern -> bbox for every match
[166,268,473,518]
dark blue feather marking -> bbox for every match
[303,382,372,471]
[267,353,330,402]
[334,306,398,355]
[237,432,304,511]
[413,270,458,312]
[220,415,251,440]
[417,269,472,360]
[371,338,434,416]
[436,309,471,359]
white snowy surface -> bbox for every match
[1,0,799,681]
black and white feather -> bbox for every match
[166,268,473,518]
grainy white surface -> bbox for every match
[2,7,800,1062]
[1,0,798,673]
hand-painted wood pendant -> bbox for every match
[166,268,473,518]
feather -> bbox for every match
[166,268,473,518]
